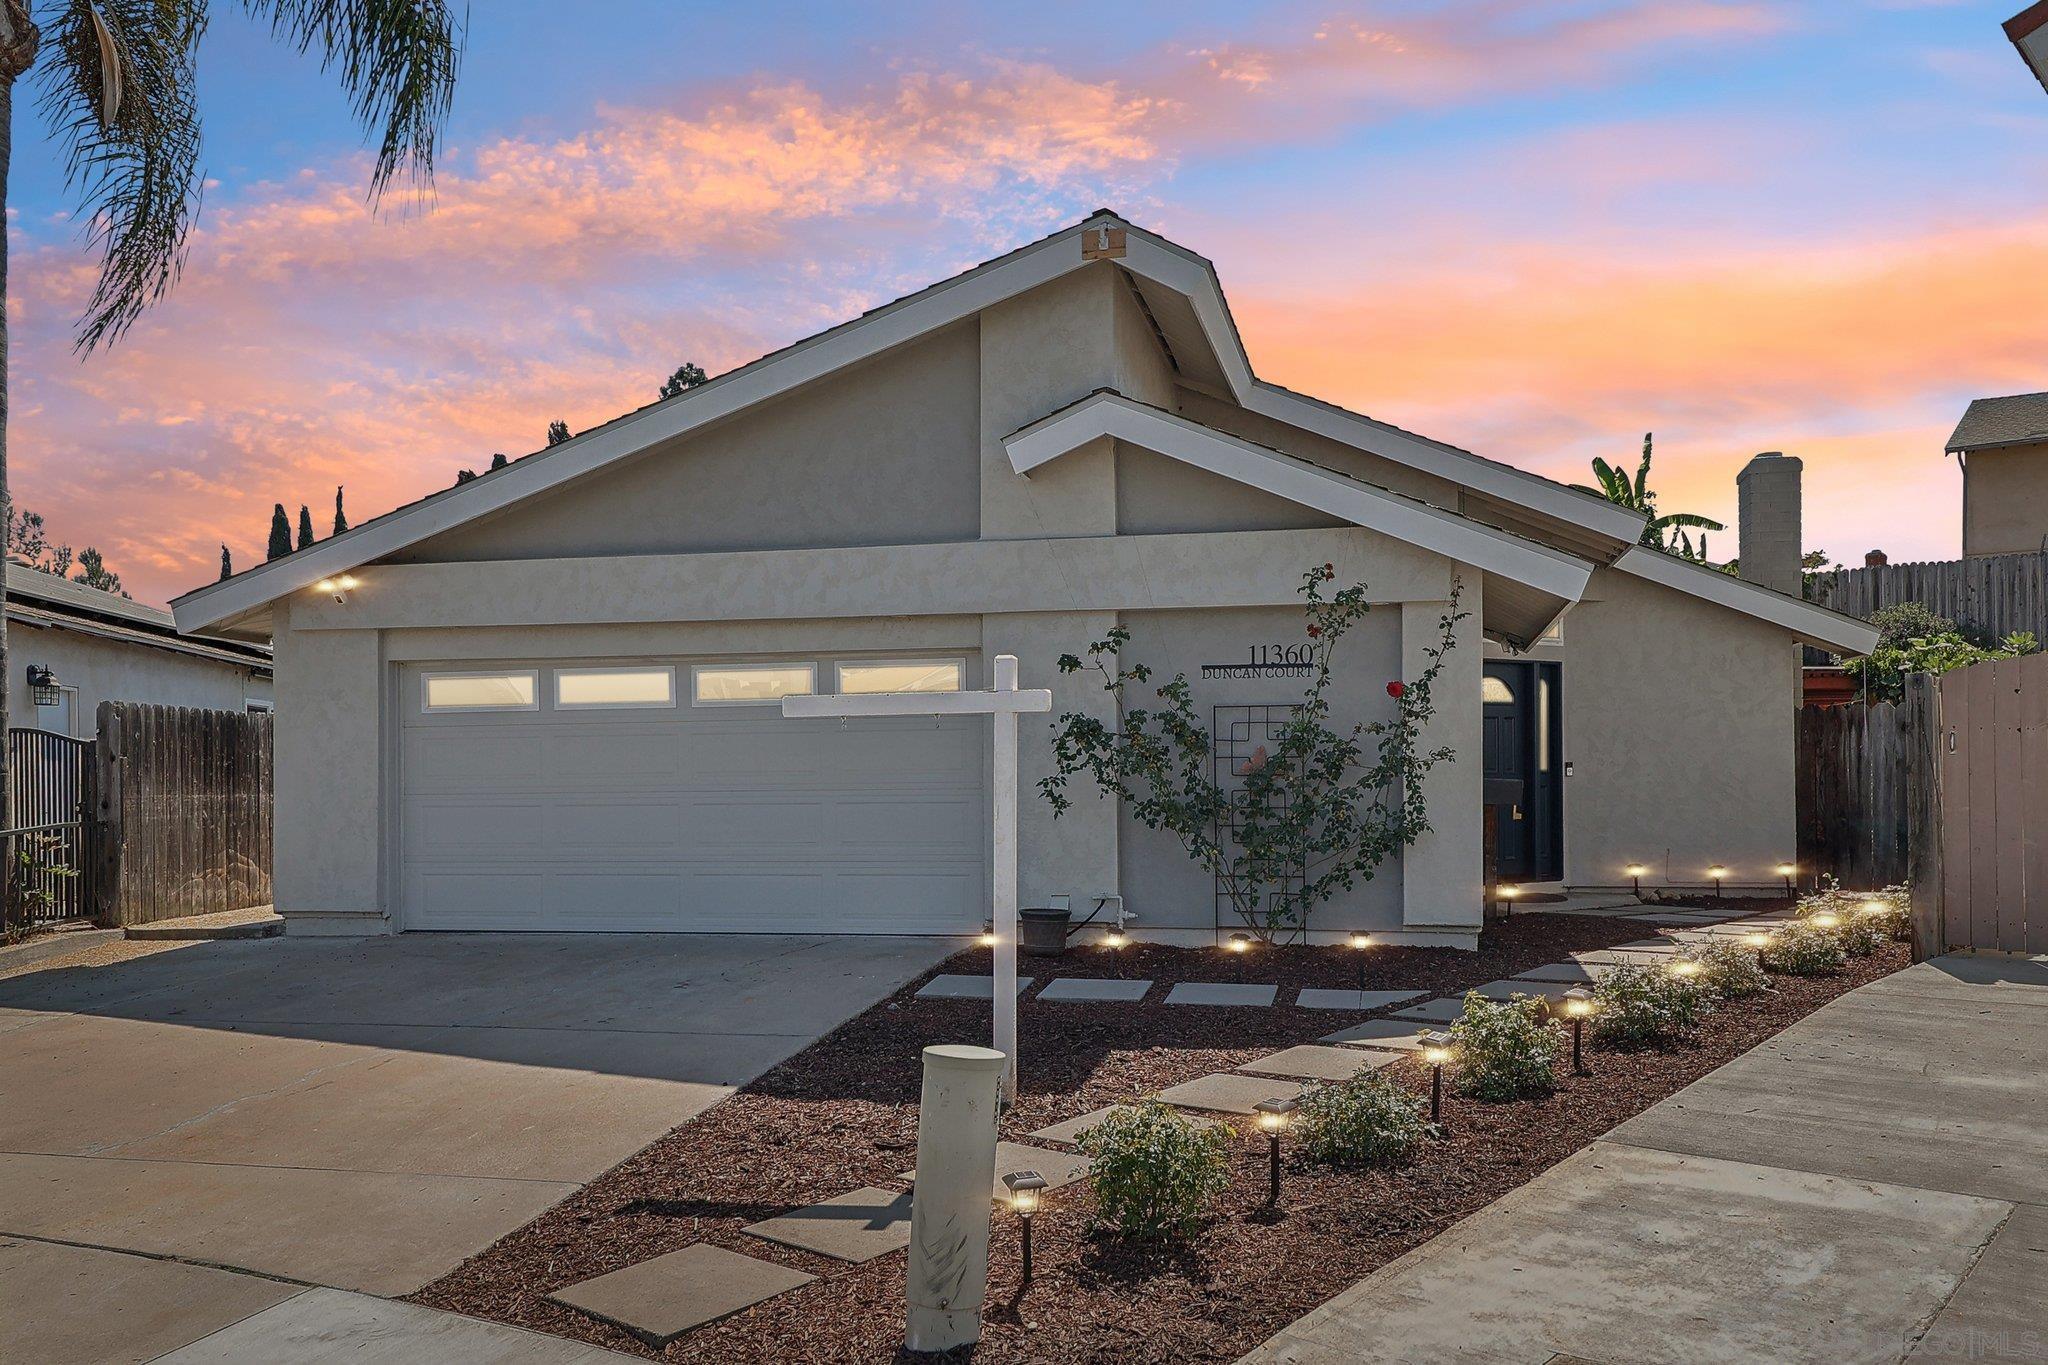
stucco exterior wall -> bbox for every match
[271,601,386,932]
[979,264,1120,538]
[4,624,269,736]
[1561,566,1798,891]
[1962,443,2048,558]
[397,321,983,563]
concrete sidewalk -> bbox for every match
[1242,954,2048,1364]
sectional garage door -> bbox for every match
[398,658,986,933]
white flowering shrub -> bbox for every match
[1592,962,1715,1049]
[1759,920,1847,976]
[1448,992,1560,1101]
[1294,1073,1427,1167]
[1797,878,1908,949]
[1077,1098,1234,1241]
[1676,939,1770,1000]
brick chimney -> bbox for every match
[1865,549,1888,568]
[1736,451,1802,595]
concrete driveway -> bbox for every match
[0,932,950,1364]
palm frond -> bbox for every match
[38,0,207,351]
[1633,432,1653,503]
[248,0,464,205]
[1652,512,1726,532]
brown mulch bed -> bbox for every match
[412,909,1906,1364]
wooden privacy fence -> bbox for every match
[1795,684,1935,890]
[1937,652,2048,955]
[1809,550,2048,641]
[93,702,273,926]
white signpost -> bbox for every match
[783,654,1052,1100]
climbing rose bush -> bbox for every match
[1294,1073,1427,1167]
[1448,992,1560,1101]
[1592,962,1716,1050]
[1077,1099,1233,1241]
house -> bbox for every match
[8,564,272,737]
[1947,391,2048,558]
[170,212,1877,947]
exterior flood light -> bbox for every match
[1562,987,1596,1074]
[1002,1170,1047,1282]
[1254,1097,1298,1204]
[1419,1030,1454,1127]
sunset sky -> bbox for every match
[9,0,2045,606]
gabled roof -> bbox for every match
[1612,547,1879,656]
[1006,390,1591,646]
[173,209,1642,636]
[7,563,271,669]
[1947,391,2048,454]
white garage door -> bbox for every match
[398,656,986,933]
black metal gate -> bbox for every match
[4,728,97,927]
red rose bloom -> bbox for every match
[1307,624,1323,637]
[1386,680,1406,699]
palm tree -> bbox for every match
[1573,432,1725,562]
[0,3,461,852]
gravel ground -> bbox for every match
[413,909,1907,1363]
[0,935,191,981]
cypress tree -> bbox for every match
[546,420,570,446]
[267,505,292,560]
[490,452,508,470]
[219,544,232,580]
[297,505,314,550]
[332,486,348,536]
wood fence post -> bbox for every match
[1905,671,1942,960]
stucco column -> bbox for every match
[1399,586,1483,932]
[273,602,388,935]
[981,611,1119,915]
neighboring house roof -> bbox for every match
[171,210,1644,637]
[1946,392,2048,453]
[7,563,272,671]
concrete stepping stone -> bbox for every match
[1293,988,1426,1011]
[548,1244,814,1346]
[916,974,1034,1000]
[1238,1044,1396,1082]
[1614,939,1680,953]
[1163,981,1278,1007]
[1037,977,1152,1003]
[1319,1018,1434,1050]
[1514,962,1607,983]
[1470,979,1577,1003]
[1632,913,1727,925]
[743,1187,913,1263]
[903,1140,1090,1202]
[1389,997,1468,1023]
[1026,1104,1220,1146]
[1157,1071,1303,1115]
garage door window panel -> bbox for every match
[691,663,816,705]
[423,671,538,712]
[836,659,967,695]
[556,666,675,709]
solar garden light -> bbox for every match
[1420,1030,1454,1128]
[1810,910,1841,930]
[1345,930,1372,989]
[1496,883,1520,915]
[1001,1170,1047,1283]
[1254,1097,1299,1204]
[1743,928,1775,957]
[1562,988,1596,1075]
[1709,865,1728,897]
[1227,932,1252,982]
[979,922,999,949]
[1103,926,1128,977]
[1856,900,1889,918]
[1776,863,1798,898]
[1666,958,1702,980]
[1625,864,1646,898]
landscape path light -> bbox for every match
[1254,1097,1299,1204]
[1625,864,1646,898]
[1666,958,1702,981]
[1857,900,1889,919]
[1776,863,1798,898]
[1496,883,1520,915]
[1227,932,1252,983]
[1709,865,1728,897]
[1420,1030,1454,1128]
[979,923,999,950]
[1103,926,1128,977]
[1345,930,1372,990]
[1743,928,1774,958]
[1001,1170,1047,1284]
[1562,987,1596,1075]
[1810,911,1840,930]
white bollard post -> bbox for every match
[904,1043,1005,1354]
[991,654,1021,1104]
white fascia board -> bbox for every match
[1006,392,1592,603]
[1614,547,1880,656]
[172,216,1128,635]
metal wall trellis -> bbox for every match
[1210,704,1305,942]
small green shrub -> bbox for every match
[1294,1073,1427,1167]
[1077,1098,1233,1240]
[1759,921,1847,976]
[1592,962,1715,1049]
[1448,992,1560,1101]
[1797,878,1908,943]
[1676,939,1770,999]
